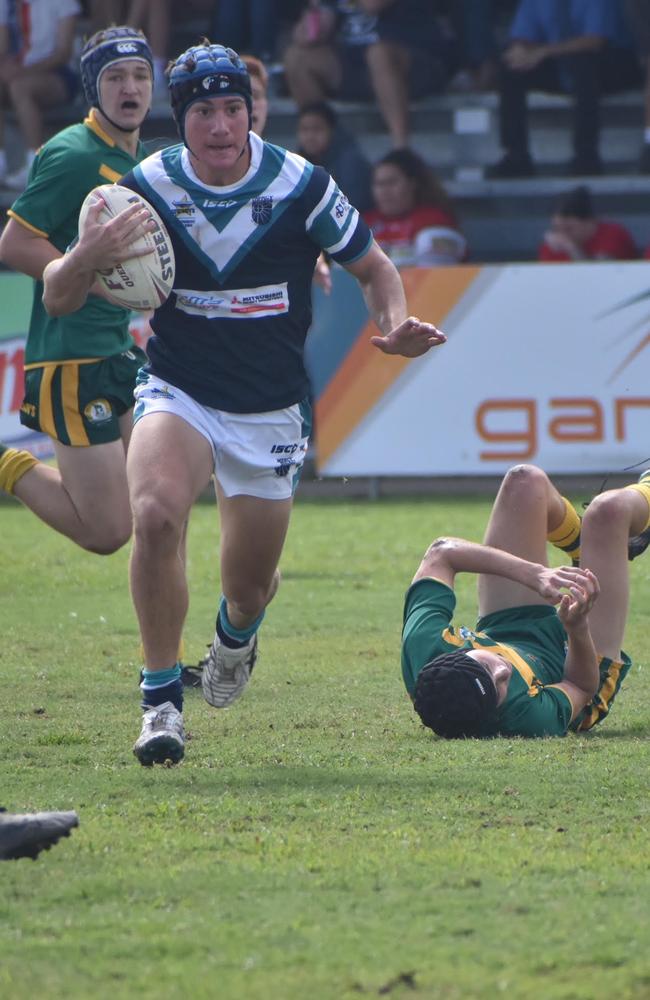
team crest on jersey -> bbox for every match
[251,195,273,225]
[84,399,112,424]
[172,194,196,228]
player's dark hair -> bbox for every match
[413,650,499,738]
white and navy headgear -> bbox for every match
[81,26,153,110]
[168,43,252,143]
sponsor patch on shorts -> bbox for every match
[175,283,289,320]
[84,398,113,423]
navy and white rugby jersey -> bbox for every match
[120,133,373,412]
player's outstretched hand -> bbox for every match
[535,565,599,606]
[370,316,447,358]
[77,197,156,272]
[554,568,599,630]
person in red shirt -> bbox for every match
[364,149,467,268]
[538,185,638,262]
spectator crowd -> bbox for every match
[1,1,650,262]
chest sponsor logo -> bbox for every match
[175,283,289,319]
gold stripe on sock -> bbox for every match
[626,482,650,532]
[0,447,38,494]
[548,497,581,548]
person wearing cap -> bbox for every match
[402,463,650,739]
[0,26,154,553]
[42,41,448,766]
[538,184,639,262]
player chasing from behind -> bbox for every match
[43,42,447,767]
[402,465,650,738]
[0,27,154,554]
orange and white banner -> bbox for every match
[312,263,650,476]
[3,264,649,476]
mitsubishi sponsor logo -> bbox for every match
[175,283,290,319]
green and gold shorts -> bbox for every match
[20,347,146,446]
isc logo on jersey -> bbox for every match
[331,194,351,228]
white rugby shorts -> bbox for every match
[133,374,311,499]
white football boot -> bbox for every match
[133,701,185,766]
[201,633,258,708]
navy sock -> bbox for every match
[140,665,183,713]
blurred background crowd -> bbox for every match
[1,0,649,264]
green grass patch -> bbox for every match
[1,494,649,999]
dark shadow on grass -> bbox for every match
[137,763,493,796]
[576,725,649,739]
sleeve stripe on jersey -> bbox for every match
[305,175,337,232]
[324,206,360,255]
[7,210,49,238]
[99,164,122,183]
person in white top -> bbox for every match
[0,0,81,190]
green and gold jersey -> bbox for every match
[8,110,147,366]
[401,578,574,738]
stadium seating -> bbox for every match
[1,74,648,263]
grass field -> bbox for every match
[1,491,649,1000]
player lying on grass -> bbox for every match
[402,464,650,739]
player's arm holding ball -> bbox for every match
[43,196,155,316]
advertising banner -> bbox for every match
[3,263,649,477]
[311,262,650,476]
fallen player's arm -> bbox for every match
[344,241,446,357]
[412,536,594,604]
[554,574,601,716]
